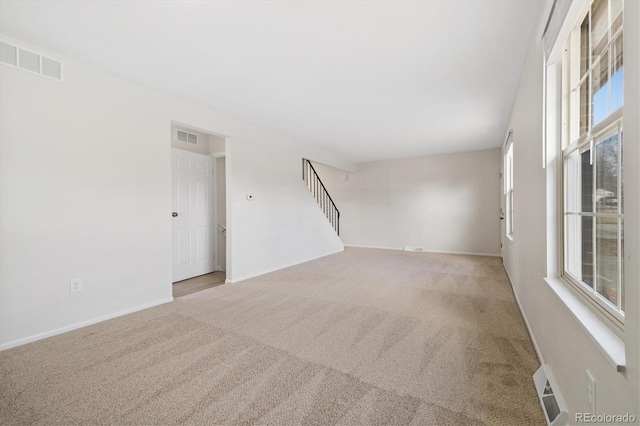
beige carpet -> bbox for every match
[0,247,544,425]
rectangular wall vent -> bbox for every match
[0,40,64,82]
[42,56,62,80]
[403,246,424,252]
[176,130,198,144]
[533,365,568,425]
[18,48,40,73]
[0,42,17,66]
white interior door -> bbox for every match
[172,148,215,282]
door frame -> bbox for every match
[210,151,227,273]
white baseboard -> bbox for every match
[226,247,344,284]
[502,262,544,365]
[344,244,501,257]
[344,244,403,251]
[422,248,501,257]
[0,297,174,352]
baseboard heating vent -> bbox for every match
[176,130,198,144]
[533,365,568,425]
[0,40,64,81]
[403,246,424,252]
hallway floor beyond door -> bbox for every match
[172,271,225,298]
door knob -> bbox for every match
[172,212,178,217]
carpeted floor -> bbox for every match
[0,247,544,425]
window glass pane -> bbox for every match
[580,77,590,136]
[620,130,624,213]
[580,148,594,288]
[582,216,594,287]
[504,144,513,192]
[611,0,623,36]
[509,191,514,235]
[581,149,593,212]
[610,34,623,112]
[592,51,609,126]
[509,145,513,189]
[580,13,590,78]
[566,150,580,212]
[620,219,624,311]
[596,217,619,305]
[565,214,581,278]
[591,0,608,61]
[596,134,618,213]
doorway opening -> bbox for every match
[170,122,227,298]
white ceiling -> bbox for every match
[0,0,543,163]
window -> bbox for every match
[504,133,514,239]
[561,0,624,321]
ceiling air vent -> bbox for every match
[176,130,198,145]
[0,40,64,82]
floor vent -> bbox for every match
[403,246,424,252]
[0,40,64,81]
[533,365,568,425]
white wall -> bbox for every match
[502,1,639,419]
[314,149,501,256]
[209,134,226,155]
[0,37,352,348]
[226,136,345,283]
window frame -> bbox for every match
[562,118,624,323]
[558,0,625,325]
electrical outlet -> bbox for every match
[70,278,83,294]
[586,370,596,413]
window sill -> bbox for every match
[544,277,625,372]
